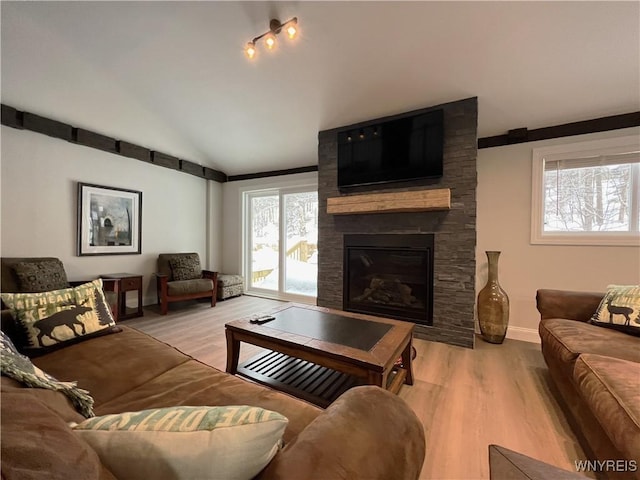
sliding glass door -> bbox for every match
[246,188,318,300]
[248,194,280,292]
[283,191,318,296]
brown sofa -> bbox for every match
[536,289,640,479]
[0,324,426,479]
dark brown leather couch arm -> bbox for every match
[489,445,585,479]
[258,386,425,480]
[536,289,604,322]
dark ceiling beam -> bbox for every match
[0,104,227,183]
[478,111,640,149]
[7,103,636,180]
[227,165,319,182]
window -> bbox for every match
[244,187,318,301]
[531,135,640,246]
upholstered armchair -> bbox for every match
[155,253,218,315]
[0,257,120,331]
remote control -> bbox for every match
[249,315,276,324]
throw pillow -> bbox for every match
[72,405,289,480]
[0,330,95,417]
[1,279,118,353]
[169,254,201,281]
[590,285,640,336]
[14,259,69,292]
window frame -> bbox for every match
[531,135,640,246]
[242,185,318,303]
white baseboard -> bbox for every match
[506,325,540,344]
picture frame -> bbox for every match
[77,182,142,256]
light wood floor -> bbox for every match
[127,295,590,480]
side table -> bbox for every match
[100,273,144,320]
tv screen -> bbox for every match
[337,109,443,189]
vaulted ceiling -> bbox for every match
[2,1,638,175]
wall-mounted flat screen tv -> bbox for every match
[337,109,444,189]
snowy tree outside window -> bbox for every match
[246,188,318,299]
[531,135,640,246]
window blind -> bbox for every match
[544,151,640,171]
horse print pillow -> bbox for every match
[590,285,640,336]
[1,279,119,355]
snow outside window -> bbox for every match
[531,135,640,246]
[244,188,318,301]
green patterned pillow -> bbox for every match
[1,279,117,352]
[169,254,202,281]
[14,259,69,292]
[72,405,288,480]
[590,285,640,336]
[0,330,94,417]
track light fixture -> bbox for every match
[245,17,298,59]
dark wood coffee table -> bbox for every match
[225,303,414,407]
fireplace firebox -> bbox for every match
[343,234,434,325]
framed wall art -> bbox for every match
[77,182,142,256]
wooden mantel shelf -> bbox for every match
[327,188,450,215]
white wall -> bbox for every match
[221,172,319,276]
[4,123,638,336]
[477,127,640,342]
[0,127,222,305]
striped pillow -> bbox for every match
[72,405,288,480]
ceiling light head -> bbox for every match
[264,32,276,50]
[245,42,256,59]
[286,18,298,39]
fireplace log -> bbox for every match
[355,277,420,307]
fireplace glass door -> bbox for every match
[343,234,433,324]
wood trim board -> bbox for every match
[327,188,451,215]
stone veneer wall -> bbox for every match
[317,97,478,348]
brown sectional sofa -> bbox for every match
[536,289,640,478]
[1,325,426,480]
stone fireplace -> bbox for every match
[343,234,434,325]
[317,97,478,348]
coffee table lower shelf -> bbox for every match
[236,350,406,408]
